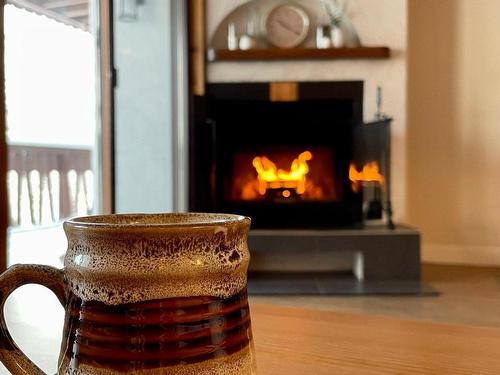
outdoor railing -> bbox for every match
[8,144,94,227]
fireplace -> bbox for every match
[189,80,423,294]
[189,81,380,228]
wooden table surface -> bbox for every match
[251,303,500,374]
[2,286,500,374]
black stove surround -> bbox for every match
[190,81,364,228]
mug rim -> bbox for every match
[64,212,250,230]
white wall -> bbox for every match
[114,0,174,213]
[206,0,409,222]
[408,0,500,265]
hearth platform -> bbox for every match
[247,225,435,295]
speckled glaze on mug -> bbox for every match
[0,213,256,375]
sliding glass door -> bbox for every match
[4,0,103,267]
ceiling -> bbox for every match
[7,0,89,31]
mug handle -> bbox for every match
[0,264,66,375]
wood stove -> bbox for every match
[190,81,368,228]
[189,80,423,294]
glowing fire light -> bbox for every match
[252,151,313,197]
[349,161,383,191]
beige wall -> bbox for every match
[206,0,409,222]
[204,0,500,265]
[408,0,500,265]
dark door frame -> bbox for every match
[0,0,8,271]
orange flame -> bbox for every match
[252,151,313,196]
[349,161,383,191]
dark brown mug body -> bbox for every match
[0,213,256,375]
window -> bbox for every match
[4,0,101,267]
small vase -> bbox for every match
[239,34,256,50]
[330,26,345,48]
[227,22,238,51]
[316,25,331,49]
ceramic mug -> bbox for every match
[0,213,256,374]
